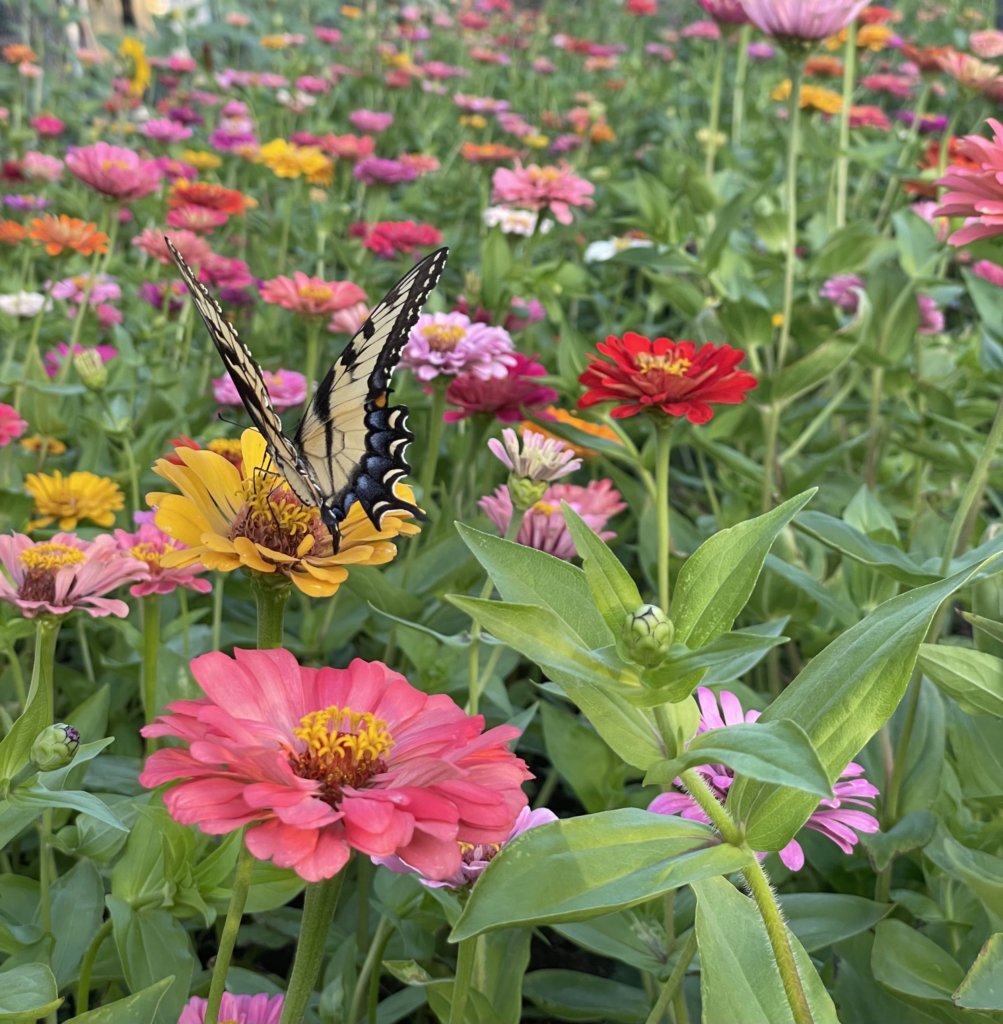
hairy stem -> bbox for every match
[205,841,256,1024]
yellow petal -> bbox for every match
[300,561,349,583]
[160,547,203,569]
[153,496,213,548]
[232,537,274,572]
[288,569,341,598]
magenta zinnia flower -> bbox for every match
[352,157,419,186]
[491,160,595,225]
[936,118,1003,245]
[402,312,516,382]
[179,992,284,1024]
[66,142,162,201]
[700,0,749,24]
[140,649,532,882]
[114,522,211,597]
[0,533,148,618]
[647,688,880,872]
[820,274,865,313]
[740,0,869,43]
[0,403,26,446]
[213,368,307,411]
[445,352,558,423]
[141,118,193,144]
[479,479,625,560]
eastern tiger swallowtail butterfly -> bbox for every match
[166,237,448,552]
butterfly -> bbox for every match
[166,237,449,552]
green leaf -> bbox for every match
[48,860,104,987]
[953,933,1003,1011]
[0,664,50,782]
[63,977,174,1023]
[561,501,642,638]
[925,829,1003,930]
[871,919,964,1001]
[763,555,858,626]
[541,703,624,813]
[918,644,1003,717]
[0,963,61,1022]
[729,566,982,851]
[861,811,936,871]
[772,338,858,404]
[644,719,832,798]
[522,971,649,1023]
[894,209,941,277]
[672,490,815,648]
[8,786,127,831]
[481,226,513,313]
[450,809,752,939]
[810,221,881,278]
[693,876,838,1024]
[553,912,669,978]
[964,267,1003,338]
[779,894,893,953]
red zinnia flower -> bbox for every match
[578,332,757,424]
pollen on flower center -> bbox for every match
[635,352,692,376]
[129,540,173,569]
[18,543,85,603]
[298,283,334,302]
[421,323,467,351]
[532,499,560,515]
[207,438,244,464]
[290,705,394,802]
[229,472,328,557]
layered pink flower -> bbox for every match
[0,403,26,446]
[647,688,880,872]
[135,228,212,266]
[491,160,595,225]
[936,118,1003,245]
[179,992,283,1024]
[479,479,625,560]
[260,273,367,317]
[114,522,211,597]
[30,115,65,137]
[700,0,749,24]
[0,533,148,618]
[820,274,865,312]
[328,301,370,335]
[349,109,394,133]
[213,368,307,410]
[141,117,193,143]
[139,649,532,882]
[740,0,869,42]
[445,352,558,423]
[66,142,162,201]
[22,151,63,182]
[353,157,418,185]
[403,312,516,381]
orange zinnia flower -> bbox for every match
[460,142,520,163]
[28,215,109,257]
[521,406,622,458]
[168,180,248,216]
[3,44,37,65]
[0,220,27,246]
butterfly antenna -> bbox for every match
[217,412,243,429]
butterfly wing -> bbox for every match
[293,246,449,530]
[165,236,321,509]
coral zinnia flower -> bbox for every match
[134,228,212,267]
[114,522,212,597]
[460,142,520,163]
[0,533,147,618]
[166,205,228,233]
[169,180,248,216]
[0,403,27,446]
[65,141,162,201]
[139,648,532,882]
[350,220,443,259]
[491,160,595,225]
[520,406,622,459]
[147,429,419,598]
[936,119,1003,244]
[0,220,27,246]
[578,332,757,424]
[28,215,109,257]
[25,471,125,530]
[259,273,367,318]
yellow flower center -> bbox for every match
[19,543,85,572]
[635,353,692,376]
[290,705,394,802]
[533,500,560,515]
[421,324,467,351]
[99,159,131,171]
[129,540,173,570]
[298,283,334,303]
[529,167,563,185]
[229,470,328,558]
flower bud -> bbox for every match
[30,724,80,772]
[508,474,549,512]
[464,270,482,310]
[621,604,674,667]
[74,349,107,391]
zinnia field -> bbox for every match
[7,0,1003,1021]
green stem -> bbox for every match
[212,573,225,651]
[121,434,141,519]
[876,81,931,227]
[743,858,814,1024]
[937,106,963,178]
[55,247,103,387]
[251,575,291,650]
[417,376,448,506]
[679,768,743,846]
[303,318,322,410]
[279,870,348,1024]
[645,928,697,1024]
[779,368,861,465]
[142,594,160,757]
[38,810,53,934]
[12,284,52,411]
[277,181,299,275]
[28,616,61,724]
[777,59,804,374]
[731,25,751,146]
[75,917,113,1015]
[205,841,256,1024]
[655,421,672,613]
[704,36,726,179]
[356,855,372,951]
[835,21,857,229]
[76,616,95,685]
[367,920,394,1024]
[348,915,392,1024]
[99,205,121,276]
[4,640,25,710]
[448,936,477,1024]
[761,404,781,513]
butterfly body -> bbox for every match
[166,237,448,552]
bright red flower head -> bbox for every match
[140,649,531,882]
[578,332,757,424]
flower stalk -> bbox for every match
[704,36,726,179]
[645,928,697,1024]
[731,24,752,145]
[655,420,672,613]
[29,615,61,725]
[141,593,160,757]
[204,840,256,1024]
[251,574,291,650]
[448,935,478,1024]
[835,21,857,228]
[417,375,449,506]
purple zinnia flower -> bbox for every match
[402,311,517,382]
[648,688,880,872]
[3,194,50,210]
[747,41,776,60]
[820,274,865,313]
[895,110,949,134]
[352,157,418,186]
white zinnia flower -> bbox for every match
[0,292,51,317]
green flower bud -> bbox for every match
[74,349,107,391]
[508,474,549,512]
[622,604,674,668]
[30,724,80,772]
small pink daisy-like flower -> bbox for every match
[488,427,582,482]
[402,312,517,382]
[377,806,558,888]
[134,229,212,267]
[213,368,307,411]
[141,118,193,144]
[0,533,148,618]
[682,20,721,39]
[114,521,211,597]
[179,992,284,1024]
[51,274,121,306]
[0,403,27,446]
[349,109,394,133]
[819,274,865,313]
[139,649,532,882]
[21,151,63,182]
[260,273,367,318]
[479,479,625,560]
[66,142,162,202]
[328,300,370,335]
[445,352,558,423]
[30,114,65,136]
[849,105,890,131]
[647,688,880,872]
[491,160,595,225]
[315,26,342,43]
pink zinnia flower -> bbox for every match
[0,533,148,618]
[351,220,443,259]
[849,105,890,131]
[21,151,63,182]
[352,157,419,186]
[861,73,914,99]
[403,312,516,382]
[444,352,558,423]
[479,480,625,560]
[917,294,944,335]
[819,274,865,313]
[213,368,306,411]
[740,0,869,42]
[30,114,65,137]
[134,229,212,267]
[141,118,193,144]
[179,992,284,1024]
[682,20,721,39]
[114,522,211,597]
[488,427,582,482]
[973,259,1003,287]
[154,156,198,182]
[166,205,228,233]
[328,301,370,335]
[315,26,342,43]
[319,134,376,161]
[0,403,26,446]
[936,118,1003,245]
[51,274,121,306]
[491,160,595,225]
[700,0,749,24]
[44,343,117,378]
[197,254,254,291]
[296,75,331,94]
[399,153,440,176]
[139,649,532,882]
[259,273,367,318]
[971,29,1003,59]
[648,688,880,872]
[349,109,394,133]
[65,142,162,202]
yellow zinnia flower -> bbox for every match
[182,150,223,171]
[771,80,842,115]
[20,436,67,456]
[147,429,420,598]
[256,139,332,181]
[260,34,290,50]
[25,471,124,530]
[342,5,363,17]
[119,36,150,96]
